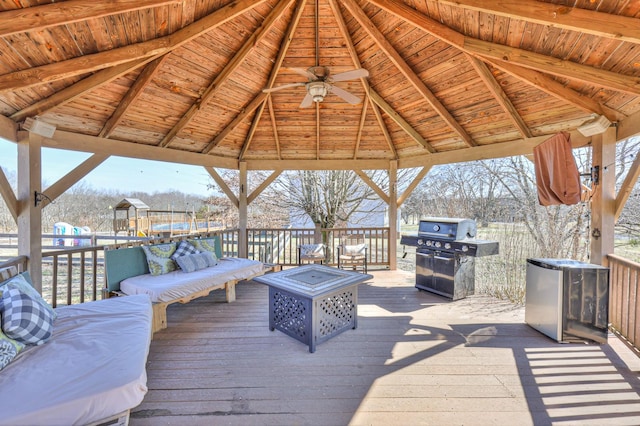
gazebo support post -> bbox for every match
[238,162,248,258]
[590,126,616,265]
[389,160,398,270]
[17,132,43,292]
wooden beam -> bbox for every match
[245,158,391,171]
[0,115,17,143]
[397,165,431,206]
[367,0,640,96]
[342,0,477,147]
[465,54,532,138]
[615,150,640,221]
[41,130,238,169]
[0,0,268,93]
[267,97,282,159]
[40,154,110,208]
[369,90,436,153]
[316,103,321,160]
[465,38,640,96]
[0,166,17,222]
[388,160,398,270]
[248,170,282,204]
[0,0,181,37]
[100,57,168,138]
[159,0,293,148]
[399,131,592,168]
[434,0,640,45]
[354,170,390,204]
[618,109,640,141]
[238,162,248,258]
[205,168,238,208]
[202,93,268,154]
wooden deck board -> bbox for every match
[131,270,640,426]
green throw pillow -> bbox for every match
[0,328,24,371]
[142,243,177,276]
[191,238,221,259]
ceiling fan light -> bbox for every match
[308,82,328,102]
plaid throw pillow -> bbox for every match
[171,241,200,263]
[0,287,54,346]
[175,251,219,273]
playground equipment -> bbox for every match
[112,198,222,237]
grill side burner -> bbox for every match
[400,218,499,300]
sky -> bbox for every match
[0,137,215,197]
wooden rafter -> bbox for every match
[353,101,368,160]
[342,0,477,148]
[369,90,436,153]
[202,93,269,154]
[434,0,640,45]
[267,97,282,159]
[328,0,396,159]
[485,59,623,123]
[205,168,238,208]
[11,58,148,122]
[239,101,268,161]
[211,0,307,157]
[99,57,168,138]
[238,0,308,160]
[465,54,532,138]
[367,0,640,97]
[159,0,293,149]
[0,0,181,37]
[0,0,268,93]
[40,154,110,208]
[316,104,321,160]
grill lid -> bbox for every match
[418,218,476,240]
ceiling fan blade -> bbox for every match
[331,68,369,82]
[299,93,314,108]
[263,82,305,93]
[290,67,317,80]
[329,85,362,104]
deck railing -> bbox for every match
[607,254,640,352]
[0,227,389,308]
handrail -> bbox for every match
[607,253,640,353]
[0,227,390,308]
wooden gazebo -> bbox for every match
[0,0,639,289]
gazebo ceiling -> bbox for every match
[1,0,640,171]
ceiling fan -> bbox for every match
[263,66,369,108]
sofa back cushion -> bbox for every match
[104,246,149,292]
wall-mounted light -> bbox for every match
[577,115,611,137]
[23,117,57,138]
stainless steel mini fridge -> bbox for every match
[525,258,609,344]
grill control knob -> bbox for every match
[434,241,441,248]
[444,243,451,249]
[461,245,469,252]
[425,240,432,246]
[417,239,424,245]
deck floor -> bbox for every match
[130,269,640,426]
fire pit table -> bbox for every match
[253,264,372,353]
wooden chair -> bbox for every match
[336,235,367,273]
[298,243,326,265]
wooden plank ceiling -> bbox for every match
[0,0,639,170]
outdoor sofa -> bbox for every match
[104,235,264,333]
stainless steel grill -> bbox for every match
[400,218,499,300]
